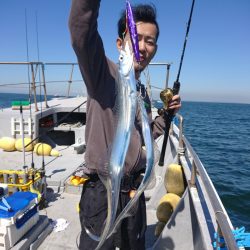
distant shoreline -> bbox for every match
[0,92,249,106]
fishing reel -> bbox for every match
[158,88,174,116]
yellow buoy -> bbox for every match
[15,137,33,152]
[50,149,61,157]
[0,137,16,151]
[156,193,181,223]
[34,143,52,156]
[164,164,185,196]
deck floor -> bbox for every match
[38,190,81,250]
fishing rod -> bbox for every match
[23,8,30,175]
[158,0,196,166]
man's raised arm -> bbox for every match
[69,0,107,96]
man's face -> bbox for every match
[135,22,158,69]
[124,22,158,76]
[117,21,158,79]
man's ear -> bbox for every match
[116,38,123,51]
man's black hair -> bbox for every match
[118,4,159,41]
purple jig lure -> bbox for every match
[126,0,140,62]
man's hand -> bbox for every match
[168,94,181,114]
[157,94,181,116]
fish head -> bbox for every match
[119,41,134,77]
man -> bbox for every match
[69,1,181,249]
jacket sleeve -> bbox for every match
[69,0,108,97]
[151,115,165,139]
[143,90,165,139]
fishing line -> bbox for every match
[158,0,196,166]
[25,8,38,181]
[24,8,31,172]
[24,9,30,71]
[35,11,41,64]
[34,10,46,174]
[34,10,48,205]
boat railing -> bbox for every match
[0,61,172,113]
[147,62,172,89]
[44,62,79,98]
[0,61,86,112]
[173,113,239,250]
[0,62,47,111]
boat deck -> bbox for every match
[0,96,87,190]
[38,191,81,250]
[0,97,88,249]
[0,146,85,192]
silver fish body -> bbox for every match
[85,41,137,249]
[108,95,155,236]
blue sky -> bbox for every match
[0,0,249,103]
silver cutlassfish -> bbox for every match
[84,41,137,249]
[106,0,155,235]
[108,95,155,237]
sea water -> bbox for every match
[180,101,250,231]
